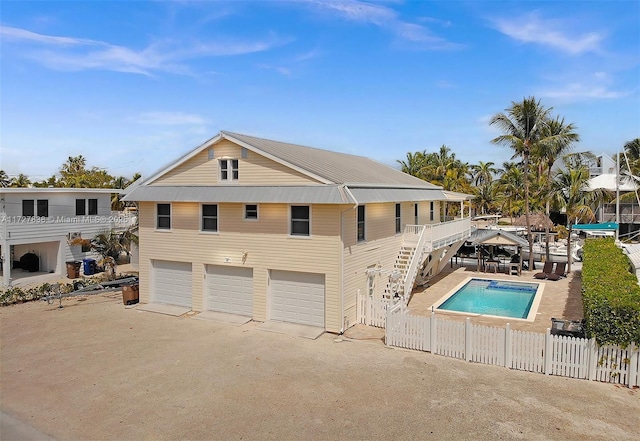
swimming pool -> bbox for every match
[432,278,544,321]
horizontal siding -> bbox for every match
[153,149,215,185]
[137,202,342,332]
[2,193,112,217]
[151,139,319,186]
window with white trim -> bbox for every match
[244,204,258,220]
[22,200,34,217]
[157,203,171,229]
[430,202,434,222]
[395,203,401,234]
[357,205,365,242]
[202,204,218,232]
[291,205,310,236]
[220,159,239,181]
[37,200,48,217]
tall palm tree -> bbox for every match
[552,156,609,273]
[471,161,497,187]
[397,151,426,177]
[490,97,553,270]
[497,162,525,222]
[534,116,580,260]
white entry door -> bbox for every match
[206,265,253,316]
[270,270,325,328]
[152,260,192,307]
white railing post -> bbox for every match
[504,323,512,369]
[430,312,437,354]
[587,338,598,381]
[465,317,472,362]
[365,291,370,326]
[544,328,552,375]
[627,343,638,388]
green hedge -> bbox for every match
[581,238,640,347]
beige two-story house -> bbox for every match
[124,131,471,333]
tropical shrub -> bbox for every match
[581,238,640,347]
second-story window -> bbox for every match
[88,199,98,215]
[357,205,365,242]
[37,200,48,217]
[430,202,434,222]
[76,199,86,215]
[202,204,218,232]
[220,159,239,181]
[244,204,258,220]
[395,203,401,234]
[22,200,34,217]
[291,205,310,236]
[157,203,171,229]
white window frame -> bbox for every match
[357,205,366,242]
[395,203,401,234]
[244,204,259,221]
[219,158,239,182]
[430,201,434,222]
[201,204,218,233]
[156,203,171,230]
[290,205,311,237]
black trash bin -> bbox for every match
[66,261,81,278]
[82,258,97,276]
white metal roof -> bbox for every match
[0,187,121,194]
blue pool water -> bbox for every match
[437,278,539,319]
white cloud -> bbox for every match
[301,0,461,50]
[540,83,632,100]
[0,25,289,76]
[489,12,604,55]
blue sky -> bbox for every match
[1,0,638,182]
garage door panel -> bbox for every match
[152,260,192,307]
[270,270,325,328]
[206,265,253,316]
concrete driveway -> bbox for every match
[1,292,638,441]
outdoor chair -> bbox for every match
[508,254,522,276]
[546,262,567,281]
[533,261,554,279]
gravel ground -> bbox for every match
[1,292,639,441]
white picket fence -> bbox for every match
[385,302,640,388]
[357,291,391,328]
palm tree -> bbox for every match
[473,182,498,215]
[490,97,553,270]
[534,116,580,260]
[10,174,31,187]
[0,170,10,188]
[552,156,609,273]
[397,151,426,177]
[471,161,497,187]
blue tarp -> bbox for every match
[571,222,618,231]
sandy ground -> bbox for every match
[1,293,639,441]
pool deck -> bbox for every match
[407,261,583,334]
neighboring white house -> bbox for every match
[0,188,133,286]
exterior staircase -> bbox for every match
[383,218,472,305]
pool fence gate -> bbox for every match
[357,292,639,388]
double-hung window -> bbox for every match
[291,205,310,236]
[395,203,401,234]
[357,205,365,242]
[244,204,258,220]
[37,200,48,217]
[76,199,86,215]
[88,198,98,215]
[430,202,435,222]
[22,200,34,217]
[220,159,239,181]
[157,203,171,229]
[202,204,218,232]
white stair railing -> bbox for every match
[401,226,429,305]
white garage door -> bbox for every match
[206,265,253,316]
[152,260,192,307]
[270,270,325,328]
